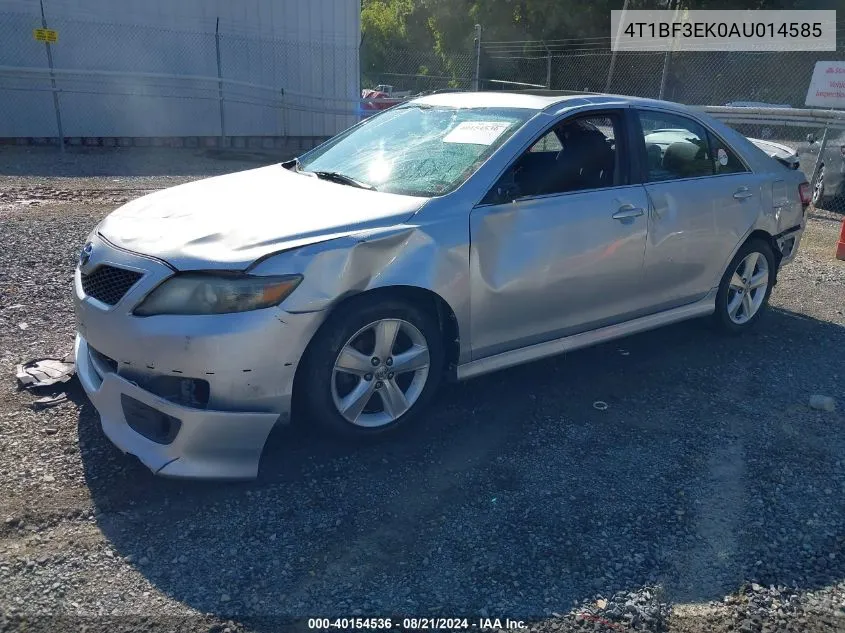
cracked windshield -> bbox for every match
[299,105,532,196]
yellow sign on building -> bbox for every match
[33,28,58,43]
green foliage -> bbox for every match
[361,0,842,92]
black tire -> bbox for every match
[713,238,776,334]
[299,295,444,438]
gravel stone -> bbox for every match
[809,395,837,412]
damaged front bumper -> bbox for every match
[75,334,280,479]
[73,235,325,479]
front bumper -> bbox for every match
[73,234,325,479]
[76,335,281,479]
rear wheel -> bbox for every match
[300,297,444,437]
[713,239,776,334]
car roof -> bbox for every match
[409,90,695,115]
[409,91,783,174]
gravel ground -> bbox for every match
[1,146,845,633]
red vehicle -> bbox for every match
[361,85,408,112]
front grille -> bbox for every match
[81,265,143,305]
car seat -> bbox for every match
[551,128,615,193]
[662,141,710,178]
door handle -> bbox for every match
[733,187,754,200]
[612,204,645,220]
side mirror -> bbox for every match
[806,133,816,144]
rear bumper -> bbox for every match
[76,335,280,479]
[775,224,804,267]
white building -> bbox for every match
[0,0,361,139]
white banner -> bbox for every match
[610,10,837,52]
[806,61,845,109]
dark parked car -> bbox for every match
[803,131,845,207]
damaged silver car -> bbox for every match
[74,92,811,479]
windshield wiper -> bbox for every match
[312,171,377,191]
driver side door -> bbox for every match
[469,109,653,360]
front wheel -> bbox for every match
[713,239,776,334]
[299,297,444,437]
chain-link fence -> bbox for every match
[362,49,476,94]
[361,27,845,215]
[0,7,360,140]
[478,32,845,103]
[4,5,845,216]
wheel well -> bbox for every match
[744,229,782,269]
[340,287,460,372]
[292,286,461,407]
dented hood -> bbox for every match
[97,165,427,270]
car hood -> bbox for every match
[96,165,428,270]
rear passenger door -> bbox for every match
[634,109,763,312]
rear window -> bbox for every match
[639,113,713,181]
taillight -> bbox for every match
[799,182,812,206]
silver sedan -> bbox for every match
[73,92,811,479]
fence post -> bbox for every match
[39,0,63,152]
[473,24,482,91]
[544,42,551,89]
[605,0,630,93]
[215,17,226,143]
[658,50,671,100]
[659,0,680,100]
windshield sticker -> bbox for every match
[443,121,512,145]
[717,148,729,166]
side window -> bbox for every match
[638,111,713,182]
[707,132,748,175]
[487,114,623,202]
[529,132,563,153]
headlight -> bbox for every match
[134,274,302,316]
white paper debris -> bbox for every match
[16,358,75,388]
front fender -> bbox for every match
[249,220,472,364]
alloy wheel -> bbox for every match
[726,251,769,325]
[331,318,430,427]
[813,167,825,206]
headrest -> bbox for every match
[663,141,708,176]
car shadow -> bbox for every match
[77,307,845,626]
